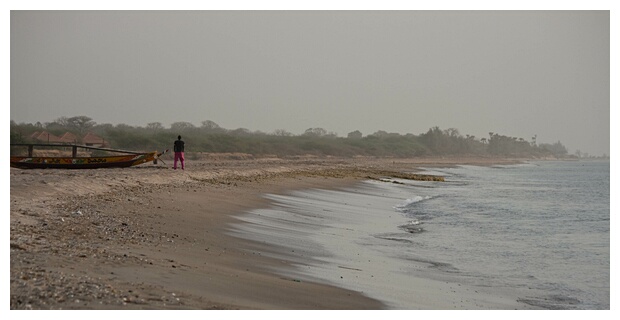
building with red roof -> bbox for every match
[59,132,79,144]
[32,131,63,143]
[82,132,108,147]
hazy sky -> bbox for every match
[10,10,610,155]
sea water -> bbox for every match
[229,160,610,309]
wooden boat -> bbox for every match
[10,144,168,169]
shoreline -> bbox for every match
[10,156,528,309]
[232,179,540,309]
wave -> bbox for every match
[394,195,433,211]
[398,220,424,234]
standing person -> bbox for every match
[173,135,185,170]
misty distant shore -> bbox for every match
[12,117,606,160]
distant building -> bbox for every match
[27,131,109,147]
[31,131,63,143]
[59,132,79,144]
[82,132,108,147]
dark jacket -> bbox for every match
[174,139,185,152]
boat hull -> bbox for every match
[10,152,158,169]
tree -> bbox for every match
[201,120,224,133]
[146,122,165,131]
[230,128,252,136]
[420,126,449,154]
[540,141,568,157]
[94,123,114,132]
[66,116,96,134]
[303,128,327,137]
[43,121,66,135]
[444,128,460,138]
[370,130,389,138]
[325,131,338,138]
[10,121,25,143]
[55,116,69,127]
[347,130,363,139]
[115,123,135,130]
[273,129,293,136]
[170,121,196,132]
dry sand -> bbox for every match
[9,155,524,310]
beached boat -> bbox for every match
[10,144,168,169]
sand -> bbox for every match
[9,155,525,310]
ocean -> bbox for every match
[229,160,610,309]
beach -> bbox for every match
[10,155,527,310]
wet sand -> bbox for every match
[9,155,524,310]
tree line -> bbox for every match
[10,116,573,158]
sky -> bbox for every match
[8,7,612,156]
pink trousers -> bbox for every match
[174,152,185,170]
